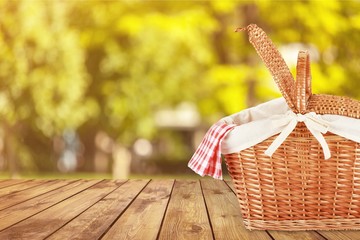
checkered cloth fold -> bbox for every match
[188,121,236,180]
[188,97,360,180]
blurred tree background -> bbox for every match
[0,0,359,178]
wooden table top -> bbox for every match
[0,179,358,240]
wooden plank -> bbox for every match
[317,231,359,240]
[0,180,124,239]
[0,179,30,189]
[201,179,272,240]
[158,180,213,240]
[47,179,149,240]
[0,179,75,210]
[0,179,101,231]
[268,231,326,240]
[0,179,47,196]
[102,179,173,240]
[225,180,235,193]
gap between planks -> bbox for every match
[0,179,357,240]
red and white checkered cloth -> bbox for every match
[188,121,236,180]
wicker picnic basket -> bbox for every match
[223,24,360,230]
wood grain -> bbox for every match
[0,180,124,239]
[225,180,235,193]
[0,179,99,231]
[318,230,360,240]
[0,179,358,239]
[0,179,46,196]
[158,180,213,240]
[268,230,326,240]
[202,179,272,240]
[102,179,173,240]
[0,179,73,210]
[48,179,149,240]
[0,179,30,189]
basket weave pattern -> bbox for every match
[225,25,360,230]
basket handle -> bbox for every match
[295,51,312,113]
[236,24,297,111]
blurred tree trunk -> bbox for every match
[94,130,131,178]
[4,123,19,179]
[112,144,131,179]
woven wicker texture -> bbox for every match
[236,24,360,118]
[236,24,297,112]
[295,51,311,113]
[226,24,360,230]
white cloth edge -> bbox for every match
[220,97,360,157]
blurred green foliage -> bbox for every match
[0,0,360,176]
